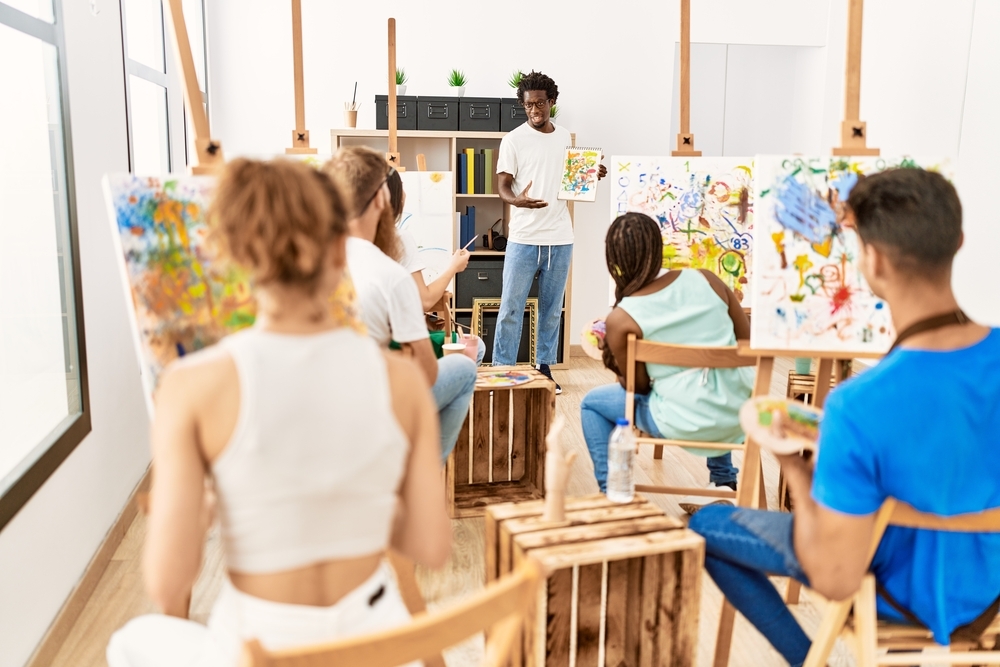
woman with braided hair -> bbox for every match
[581,212,752,513]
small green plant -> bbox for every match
[395,68,407,85]
[549,104,559,119]
[447,69,467,87]
[507,70,524,89]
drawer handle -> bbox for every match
[478,272,489,280]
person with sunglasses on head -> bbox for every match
[494,71,607,393]
[324,147,477,462]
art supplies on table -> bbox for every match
[558,146,602,202]
[739,397,822,455]
[476,370,534,388]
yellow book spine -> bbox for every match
[464,148,475,195]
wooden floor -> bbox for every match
[49,355,857,667]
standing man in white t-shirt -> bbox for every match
[495,71,606,392]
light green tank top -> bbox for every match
[618,270,754,456]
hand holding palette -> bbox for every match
[739,397,822,455]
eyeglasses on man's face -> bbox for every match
[521,100,551,111]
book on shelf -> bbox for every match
[464,148,475,195]
[460,211,471,250]
[474,152,485,195]
[464,205,476,250]
[457,152,468,194]
[484,148,494,194]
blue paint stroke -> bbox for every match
[772,173,836,244]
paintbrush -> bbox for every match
[461,236,476,251]
[344,83,360,112]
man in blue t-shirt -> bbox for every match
[690,168,1000,667]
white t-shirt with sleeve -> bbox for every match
[396,229,427,275]
[495,122,574,246]
[346,236,428,347]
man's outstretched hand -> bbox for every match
[514,180,549,209]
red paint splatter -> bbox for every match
[830,285,852,313]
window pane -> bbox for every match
[0,22,82,482]
[1,0,54,22]
[123,0,164,72]
[129,75,170,173]
[181,0,206,92]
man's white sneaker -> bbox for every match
[678,482,737,515]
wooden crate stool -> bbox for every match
[485,494,705,667]
[446,367,556,518]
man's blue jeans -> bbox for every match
[432,354,477,462]
[580,383,738,492]
[493,242,571,366]
[689,506,812,666]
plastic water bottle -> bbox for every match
[606,418,635,503]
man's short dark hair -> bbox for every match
[847,168,961,276]
[517,71,559,104]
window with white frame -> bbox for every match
[0,0,90,530]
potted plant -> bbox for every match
[447,68,467,97]
[507,70,524,90]
[550,104,559,119]
[395,68,408,95]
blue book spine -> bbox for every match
[466,205,476,248]
[460,213,470,249]
[457,153,467,194]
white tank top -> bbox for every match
[212,327,408,574]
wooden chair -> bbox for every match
[238,558,544,667]
[427,292,453,341]
[624,334,768,509]
[804,498,1000,667]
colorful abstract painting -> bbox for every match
[397,171,455,285]
[105,173,364,413]
[610,156,754,302]
[751,155,953,353]
[558,147,602,202]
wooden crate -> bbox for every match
[485,495,704,667]
[445,367,555,518]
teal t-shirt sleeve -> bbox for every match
[811,390,886,516]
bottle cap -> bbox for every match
[615,418,630,427]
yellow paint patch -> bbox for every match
[429,172,444,183]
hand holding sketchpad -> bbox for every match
[739,397,822,456]
[557,146,602,202]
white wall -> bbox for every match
[954,0,1000,325]
[0,2,151,665]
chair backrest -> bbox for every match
[238,558,544,667]
[865,498,1000,564]
[624,334,756,421]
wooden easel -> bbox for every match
[672,0,701,157]
[163,0,223,174]
[385,18,404,171]
[285,0,316,155]
[832,0,879,156]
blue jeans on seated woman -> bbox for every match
[580,383,739,492]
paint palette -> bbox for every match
[476,371,534,388]
[739,397,822,455]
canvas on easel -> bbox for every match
[104,173,364,414]
[397,171,455,287]
[610,156,755,302]
[750,155,954,354]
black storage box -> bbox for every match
[375,95,417,131]
[459,97,501,132]
[457,312,564,364]
[501,97,527,132]
[455,257,539,309]
[416,96,459,131]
